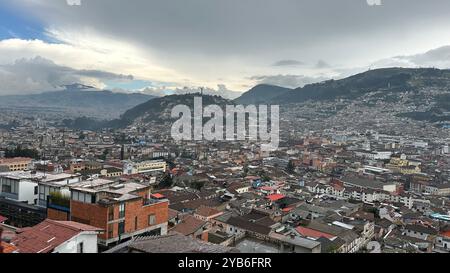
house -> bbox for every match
[403,224,438,241]
[10,219,103,253]
[435,228,450,252]
[170,214,208,241]
[194,205,224,221]
[269,232,322,253]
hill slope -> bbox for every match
[64,93,232,130]
[234,84,292,104]
[274,68,450,104]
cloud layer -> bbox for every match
[0,56,134,95]
[1,0,450,95]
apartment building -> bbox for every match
[67,179,169,246]
[0,157,32,172]
[123,160,167,175]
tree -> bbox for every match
[159,174,174,189]
[5,146,39,159]
[287,160,295,174]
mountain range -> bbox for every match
[4,67,450,130]
[235,67,450,104]
[0,84,155,119]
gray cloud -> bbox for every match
[0,56,134,95]
[8,0,450,69]
[371,45,450,69]
[272,60,305,67]
[315,60,331,69]
[250,74,327,89]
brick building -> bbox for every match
[61,179,169,247]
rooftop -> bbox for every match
[11,219,103,253]
[106,232,238,253]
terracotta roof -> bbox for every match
[296,226,335,239]
[151,193,166,199]
[168,209,179,220]
[11,219,103,253]
[171,215,207,236]
[195,205,222,218]
[266,194,285,202]
[226,216,272,235]
[1,241,18,253]
[0,157,32,164]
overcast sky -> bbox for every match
[1,0,450,95]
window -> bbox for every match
[119,203,125,218]
[148,214,156,226]
[118,221,125,236]
[108,207,114,221]
[108,224,114,239]
[1,179,17,194]
[135,216,138,230]
[34,186,38,195]
[1,182,11,193]
[39,185,46,201]
[77,242,84,253]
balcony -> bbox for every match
[143,197,168,207]
[47,193,70,213]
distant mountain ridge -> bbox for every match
[276,67,450,104]
[0,85,155,119]
[235,68,450,104]
[55,67,450,130]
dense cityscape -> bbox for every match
[1,0,450,260]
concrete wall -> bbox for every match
[53,232,99,253]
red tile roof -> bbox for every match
[296,226,335,239]
[1,242,18,253]
[151,193,165,199]
[266,194,285,202]
[11,219,103,253]
[0,215,7,223]
[440,230,450,238]
[195,205,222,218]
[171,215,207,236]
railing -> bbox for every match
[47,196,70,212]
[143,198,168,207]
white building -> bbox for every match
[123,159,167,175]
[0,171,81,206]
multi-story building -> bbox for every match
[0,171,41,205]
[0,157,32,172]
[67,179,169,247]
[123,159,167,175]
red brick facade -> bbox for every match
[47,208,70,221]
[70,197,168,242]
[71,200,109,240]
